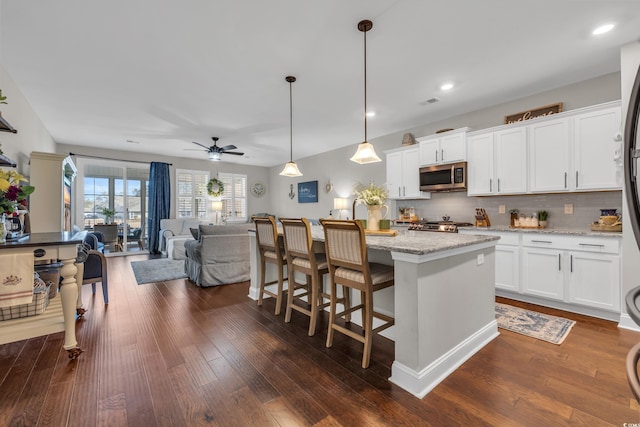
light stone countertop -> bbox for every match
[308,226,499,255]
[458,225,623,238]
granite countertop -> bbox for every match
[308,227,499,255]
[458,225,623,238]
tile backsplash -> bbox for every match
[394,191,622,230]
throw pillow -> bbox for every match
[190,227,199,240]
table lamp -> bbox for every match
[333,198,349,220]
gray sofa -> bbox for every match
[184,223,254,287]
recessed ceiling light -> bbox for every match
[366,111,376,117]
[440,83,454,91]
[592,24,615,35]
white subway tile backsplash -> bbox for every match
[393,191,622,230]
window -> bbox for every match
[83,176,110,228]
[176,169,209,218]
[219,172,247,222]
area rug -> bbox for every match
[495,302,576,345]
[130,259,188,285]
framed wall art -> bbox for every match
[297,180,318,203]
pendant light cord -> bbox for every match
[289,79,293,162]
[363,25,368,143]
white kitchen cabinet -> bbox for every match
[385,146,429,199]
[573,105,622,191]
[521,246,565,300]
[418,128,468,166]
[528,117,571,193]
[459,230,520,292]
[568,251,620,312]
[494,127,527,194]
[466,132,494,196]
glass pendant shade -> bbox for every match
[280,161,303,177]
[350,141,381,164]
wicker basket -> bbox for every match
[0,283,51,321]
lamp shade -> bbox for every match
[350,142,382,164]
[333,197,349,210]
[279,161,303,177]
[211,201,223,211]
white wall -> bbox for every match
[621,41,640,316]
[0,65,55,174]
[267,72,621,220]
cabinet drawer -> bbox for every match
[522,234,619,254]
[459,230,520,246]
[10,246,61,263]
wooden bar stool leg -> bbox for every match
[362,290,374,368]
[257,258,266,307]
[285,272,295,323]
[308,273,319,336]
[326,280,337,348]
[275,264,285,315]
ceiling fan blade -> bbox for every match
[192,141,211,150]
[224,151,244,156]
[220,144,237,151]
[184,148,209,151]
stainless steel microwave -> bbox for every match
[419,161,467,192]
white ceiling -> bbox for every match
[2,1,640,167]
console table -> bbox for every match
[0,231,85,358]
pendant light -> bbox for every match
[350,19,382,164]
[280,75,303,177]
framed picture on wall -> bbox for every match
[298,180,318,203]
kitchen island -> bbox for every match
[248,227,499,398]
[0,232,85,358]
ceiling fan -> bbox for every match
[188,137,244,161]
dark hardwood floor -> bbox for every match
[1,254,640,426]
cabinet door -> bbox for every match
[495,127,527,194]
[441,132,466,163]
[386,151,403,199]
[568,252,620,311]
[467,132,494,196]
[401,147,421,198]
[521,247,564,300]
[495,245,520,292]
[573,106,622,191]
[528,118,570,193]
[419,138,440,166]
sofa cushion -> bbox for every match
[190,227,199,240]
[199,223,254,237]
[181,219,206,236]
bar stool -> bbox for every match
[253,216,288,315]
[320,219,395,368]
[280,217,334,336]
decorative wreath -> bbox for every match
[207,178,224,197]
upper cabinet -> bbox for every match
[418,128,469,166]
[385,146,430,200]
[528,117,571,193]
[467,101,622,196]
[467,128,527,196]
[573,105,621,191]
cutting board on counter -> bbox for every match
[365,229,398,236]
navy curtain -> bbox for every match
[148,162,171,254]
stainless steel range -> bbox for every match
[408,221,474,233]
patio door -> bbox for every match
[75,158,149,255]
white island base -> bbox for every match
[248,230,498,398]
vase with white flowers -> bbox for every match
[353,182,389,231]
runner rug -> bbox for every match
[130,258,188,285]
[495,302,576,345]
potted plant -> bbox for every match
[538,210,548,228]
[101,207,116,224]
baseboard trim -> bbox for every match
[389,320,498,398]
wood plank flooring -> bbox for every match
[1,254,640,426]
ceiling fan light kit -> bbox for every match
[191,136,244,162]
[280,75,303,177]
[350,19,382,165]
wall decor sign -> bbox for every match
[298,180,318,203]
[504,102,563,124]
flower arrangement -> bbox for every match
[0,169,34,215]
[353,182,388,206]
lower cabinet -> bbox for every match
[521,247,565,300]
[568,251,620,312]
[459,229,621,316]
